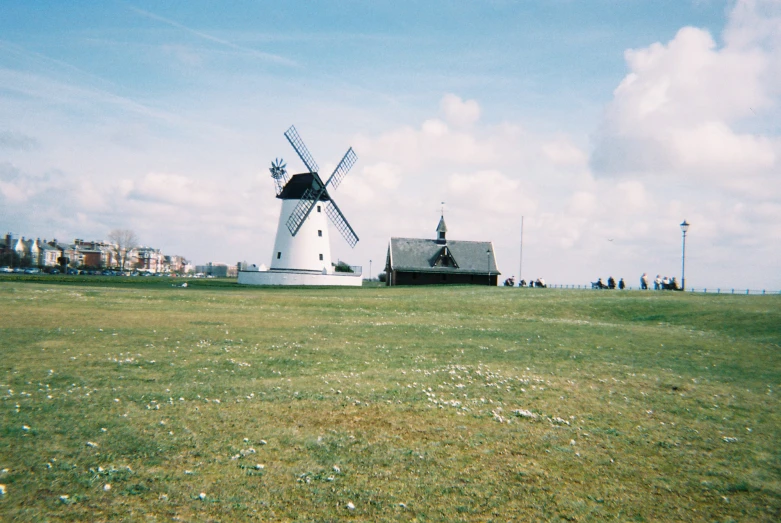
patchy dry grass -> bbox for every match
[1,281,780,521]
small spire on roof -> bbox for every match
[436,208,447,243]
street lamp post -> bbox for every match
[369,259,372,281]
[680,220,690,291]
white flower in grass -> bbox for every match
[199,492,206,500]
[0,484,6,495]
[103,484,111,491]
[346,501,355,510]
[86,441,98,448]
[59,494,69,502]
[333,465,341,473]
[22,425,30,431]
[255,464,265,470]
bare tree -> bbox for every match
[108,229,139,271]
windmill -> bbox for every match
[263,125,359,275]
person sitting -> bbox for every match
[593,277,606,289]
[662,276,670,290]
[670,277,679,290]
[618,278,625,290]
[607,276,616,289]
[538,277,546,288]
[640,273,649,290]
[519,279,526,288]
[504,277,515,287]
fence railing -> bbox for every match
[543,284,779,295]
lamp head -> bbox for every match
[680,220,690,234]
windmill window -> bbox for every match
[318,230,322,237]
[277,252,281,259]
[319,254,323,261]
[317,205,321,212]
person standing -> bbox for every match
[654,275,662,290]
[618,278,625,290]
[641,273,649,290]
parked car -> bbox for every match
[67,268,79,275]
[24,268,42,274]
[0,266,13,273]
[48,268,60,275]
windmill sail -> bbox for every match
[278,124,359,248]
[325,147,357,189]
[285,187,320,237]
[325,200,359,248]
[284,125,319,174]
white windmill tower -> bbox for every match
[238,125,362,286]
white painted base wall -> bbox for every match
[270,199,333,271]
[237,270,362,287]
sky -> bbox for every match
[1,0,779,290]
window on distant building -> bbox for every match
[318,230,322,237]
[277,252,281,259]
[319,254,323,261]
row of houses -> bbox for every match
[0,233,189,273]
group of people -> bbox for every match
[593,276,625,289]
[593,273,680,290]
[640,273,680,290]
[506,273,680,290]
[504,277,546,288]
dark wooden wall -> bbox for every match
[389,270,497,286]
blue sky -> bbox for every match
[1,1,780,289]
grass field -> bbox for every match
[1,279,779,521]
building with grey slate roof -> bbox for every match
[385,215,500,286]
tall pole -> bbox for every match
[369,259,372,281]
[680,220,689,291]
[681,231,686,291]
[519,216,524,284]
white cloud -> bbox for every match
[591,7,781,192]
[127,172,223,208]
[448,170,525,215]
[440,93,481,127]
[541,138,588,167]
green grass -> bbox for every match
[1,280,780,521]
